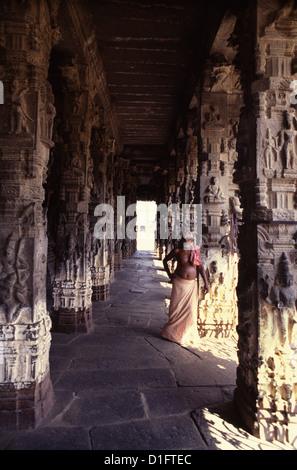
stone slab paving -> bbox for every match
[0,251,293,451]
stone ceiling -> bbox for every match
[55,0,227,198]
[88,0,225,149]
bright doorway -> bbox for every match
[136,201,157,251]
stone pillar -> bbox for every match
[107,139,116,280]
[174,140,186,207]
[235,1,297,445]
[121,165,137,259]
[113,156,127,271]
[185,124,198,206]
[162,136,186,259]
[0,0,60,428]
[197,29,244,338]
[89,124,112,301]
[114,249,123,271]
[51,59,93,333]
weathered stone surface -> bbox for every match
[90,416,208,451]
[6,426,91,451]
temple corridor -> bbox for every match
[0,250,290,450]
[2,0,297,449]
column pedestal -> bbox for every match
[91,266,110,300]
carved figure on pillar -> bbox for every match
[278,110,297,170]
[262,253,297,351]
[0,235,18,321]
[65,233,80,281]
[9,79,32,134]
[203,104,224,130]
[0,234,30,324]
[204,176,225,202]
[262,128,278,169]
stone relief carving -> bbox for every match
[261,253,296,309]
[261,128,278,170]
[229,195,243,218]
[64,233,81,281]
[278,110,297,170]
[203,104,224,130]
[0,234,30,324]
[204,176,226,202]
[40,81,56,145]
[185,127,198,177]
[258,252,297,424]
[210,65,242,93]
[196,51,243,338]
[198,255,239,337]
[227,119,239,163]
[9,79,32,134]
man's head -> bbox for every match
[184,232,195,242]
[181,232,195,249]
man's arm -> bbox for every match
[197,264,209,293]
[163,249,178,280]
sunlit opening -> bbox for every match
[136,200,157,251]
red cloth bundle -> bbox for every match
[190,245,201,266]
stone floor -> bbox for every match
[0,251,293,451]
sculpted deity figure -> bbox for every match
[0,235,30,322]
[0,236,17,318]
[208,260,224,300]
[205,105,221,124]
[65,233,81,280]
[262,253,297,350]
[205,177,225,202]
[262,128,278,169]
[278,111,297,170]
[9,79,32,134]
[229,195,243,218]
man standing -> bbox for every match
[162,234,209,347]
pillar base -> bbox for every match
[234,385,259,437]
[51,307,93,334]
[91,266,110,300]
[92,284,110,301]
[114,251,123,271]
[0,372,53,430]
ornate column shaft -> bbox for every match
[197,30,244,339]
[89,124,111,301]
[235,1,297,445]
[0,0,60,428]
[51,59,93,332]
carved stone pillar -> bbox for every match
[0,0,60,428]
[89,125,112,301]
[197,39,243,338]
[107,142,116,280]
[174,141,186,207]
[114,249,123,271]
[185,125,198,206]
[51,59,93,333]
[121,166,137,259]
[113,156,127,270]
[235,1,297,445]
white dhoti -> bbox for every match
[162,275,200,347]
